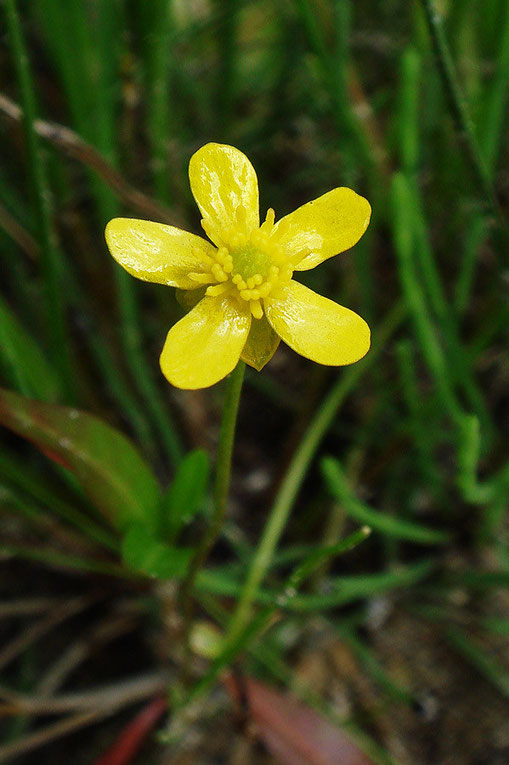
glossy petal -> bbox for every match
[241,316,280,371]
[160,295,251,389]
[272,188,371,271]
[264,281,370,366]
[105,218,215,290]
[189,143,259,242]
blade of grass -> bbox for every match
[454,3,509,312]
[4,0,73,396]
[294,0,380,188]
[447,626,509,698]
[0,450,118,552]
[138,0,176,203]
[396,48,492,440]
[339,626,415,705]
[391,172,462,422]
[31,0,182,467]
[395,340,442,491]
[0,295,61,402]
[213,0,239,137]
[0,544,128,579]
[321,457,451,545]
[417,0,501,218]
[197,558,435,612]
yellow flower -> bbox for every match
[105,143,371,389]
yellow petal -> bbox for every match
[272,188,371,271]
[105,218,215,289]
[160,295,251,389]
[188,143,259,242]
[240,316,280,371]
[264,281,370,366]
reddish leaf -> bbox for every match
[0,387,161,530]
[225,674,374,765]
[93,696,166,765]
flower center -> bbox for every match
[188,208,294,319]
[230,243,270,281]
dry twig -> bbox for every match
[0,93,182,227]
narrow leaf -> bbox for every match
[322,457,450,545]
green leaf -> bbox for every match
[0,297,61,402]
[321,457,451,545]
[122,523,192,579]
[0,387,160,530]
[162,449,210,541]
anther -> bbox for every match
[260,207,275,232]
[201,218,225,246]
[211,264,228,282]
[246,273,263,289]
[250,300,263,320]
[215,246,229,264]
[206,283,230,297]
[232,274,247,290]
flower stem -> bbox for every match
[178,362,245,660]
[223,301,405,647]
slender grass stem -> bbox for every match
[214,0,239,136]
[140,0,176,203]
[4,0,72,395]
[418,0,500,217]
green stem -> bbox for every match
[418,0,500,218]
[223,303,405,645]
[178,362,245,644]
[4,0,72,395]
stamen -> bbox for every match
[246,273,263,289]
[215,246,229,264]
[250,300,263,319]
[193,213,296,307]
[211,264,228,282]
[258,282,272,298]
[235,205,247,229]
[261,207,275,231]
[201,218,225,247]
[232,274,247,290]
[206,283,230,297]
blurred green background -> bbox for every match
[0,0,508,763]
